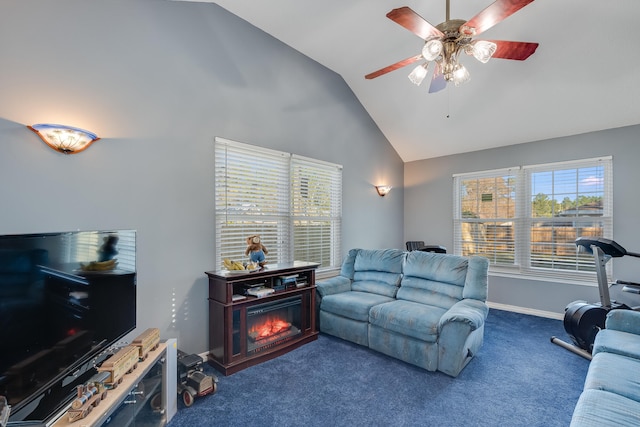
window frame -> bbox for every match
[453,156,613,283]
[214,137,342,273]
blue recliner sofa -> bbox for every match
[570,309,640,426]
[316,248,489,377]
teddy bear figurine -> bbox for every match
[97,234,119,262]
[245,235,268,267]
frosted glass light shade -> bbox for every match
[470,40,497,63]
[452,64,471,86]
[28,124,100,154]
[422,39,443,61]
[375,185,392,197]
[408,63,428,86]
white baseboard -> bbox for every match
[488,302,564,320]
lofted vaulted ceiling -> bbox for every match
[184,1,640,162]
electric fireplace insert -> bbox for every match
[246,296,302,355]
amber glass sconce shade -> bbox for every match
[28,123,100,154]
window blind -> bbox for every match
[214,138,342,272]
[520,157,613,281]
[453,157,613,283]
[291,155,342,268]
[215,138,290,268]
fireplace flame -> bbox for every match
[249,316,292,341]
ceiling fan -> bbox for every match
[365,0,539,92]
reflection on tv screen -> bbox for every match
[0,230,136,422]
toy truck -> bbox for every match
[177,350,217,407]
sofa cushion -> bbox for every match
[354,248,404,274]
[351,249,404,298]
[321,291,395,322]
[570,389,640,427]
[605,309,640,336]
[352,273,401,298]
[339,248,360,280]
[584,352,640,402]
[592,328,640,360]
[397,276,463,309]
[369,300,446,342]
[398,252,471,308]
[403,251,468,285]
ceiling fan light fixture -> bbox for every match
[408,63,429,86]
[468,40,497,63]
[451,64,470,86]
[366,3,539,92]
[421,39,443,61]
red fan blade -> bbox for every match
[387,7,444,40]
[460,0,536,36]
[365,54,423,80]
[486,40,539,60]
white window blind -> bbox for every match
[291,155,342,269]
[215,138,290,266]
[214,137,342,272]
[521,157,613,280]
[453,167,519,266]
[453,157,613,282]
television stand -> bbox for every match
[49,340,177,427]
[205,261,319,375]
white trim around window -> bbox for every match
[453,156,613,283]
[214,137,342,273]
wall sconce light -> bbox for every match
[375,185,392,197]
[27,123,100,154]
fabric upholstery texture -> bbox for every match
[570,310,640,426]
[316,248,489,377]
[592,328,640,360]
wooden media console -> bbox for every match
[205,261,319,375]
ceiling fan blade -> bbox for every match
[428,63,446,93]
[365,54,423,80]
[386,7,444,40]
[461,0,535,36]
[428,74,447,94]
[486,40,539,60]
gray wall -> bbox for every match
[405,126,640,315]
[0,0,404,354]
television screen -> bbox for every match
[0,230,136,422]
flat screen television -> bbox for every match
[0,230,136,424]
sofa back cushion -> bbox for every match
[397,251,471,309]
[351,249,404,298]
[339,248,360,280]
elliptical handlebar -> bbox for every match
[575,236,640,258]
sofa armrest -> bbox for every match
[436,299,489,377]
[316,275,351,299]
[605,309,640,335]
[438,298,489,332]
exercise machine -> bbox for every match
[551,237,640,360]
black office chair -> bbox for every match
[406,241,425,251]
[406,241,447,254]
[420,245,447,254]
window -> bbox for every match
[453,157,613,281]
[214,137,342,272]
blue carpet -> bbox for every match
[168,309,589,426]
